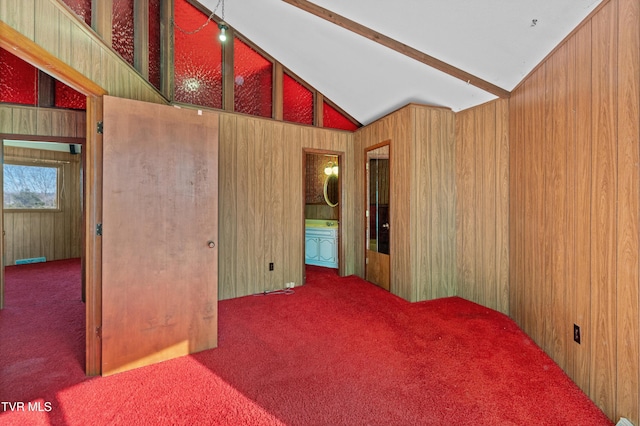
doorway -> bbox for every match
[0,21,107,375]
[1,138,85,361]
[365,142,390,291]
[1,138,84,273]
[303,150,343,277]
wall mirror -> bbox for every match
[324,174,339,207]
[365,142,391,291]
[367,145,390,254]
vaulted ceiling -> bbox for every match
[201,0,603,125]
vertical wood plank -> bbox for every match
[482,103,497,309]
[431,109,444,299]
[399,110,413,300]
[473,106,485,306]
[235,116,250,295]
[249,118,266,295]
[218,115,237,300]
[12,107,37,134]
[284,125,302,285]
[414,108,432,300]
[573,18,593,397]
[549,43,569,370]
[508,89,521,325]
[57,15,73,65]
[521,78,534,338]
[273,123,286,289]
[443,110,457,298]
[589,2,618,417]
[456,108,476,304]
[564,33,579,383]
[495,99,509,314]
[0,107,13,133]
[616,0,640,422]
[34,0,60,56]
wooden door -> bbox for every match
[365,143,390,291]
[101,96,218,376]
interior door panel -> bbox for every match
[101,96,219,376]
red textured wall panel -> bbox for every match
[323,101,358,132]
[234,38,272,118]
[174,0,223,108]
[149,0,161,89]
[112,0,135,66]
[60,0,92,25]
[0,48,37,106]
[283,73,313,125]
[55,81,86,110]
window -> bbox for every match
[148,0,162,89]
[174,0,223,108]
[112,0,135,66]
[0,47,38,106]
[283,73,313,125]
[4,162,61,210]
[234,37,273,118]
[323,101,359,132]
[60,0,92,26]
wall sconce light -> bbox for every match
[324,162,339,176]
[218,22,228,42]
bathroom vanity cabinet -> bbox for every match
[305,226,338,269]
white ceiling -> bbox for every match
[201,0,603,125]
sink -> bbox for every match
[305,219,338,228]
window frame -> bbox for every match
[3,158,65,213]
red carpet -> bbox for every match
[0,260,612,425]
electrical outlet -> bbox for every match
[573,324,581,344]
[269,262,274,271]
[286,282,295,289]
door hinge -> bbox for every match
[97,121,103,134]
[96,326,102,339]
[96,223,103,236]
[366,257,369,265]
[366,210,369,218]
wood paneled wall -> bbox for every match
[509,0,639,422]
[218,113,355,300]
[455,99,509,314]
[355,104,457,302]
[411,106,457,302]
[0,105,86,137]
[0,0,165,104]
[3,146,82,264]
[305,204,338,220]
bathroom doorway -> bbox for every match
[303,150,343,278]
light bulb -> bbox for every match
[324,166,332,176]
[332,165,339,176]
[219,27,227,42]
